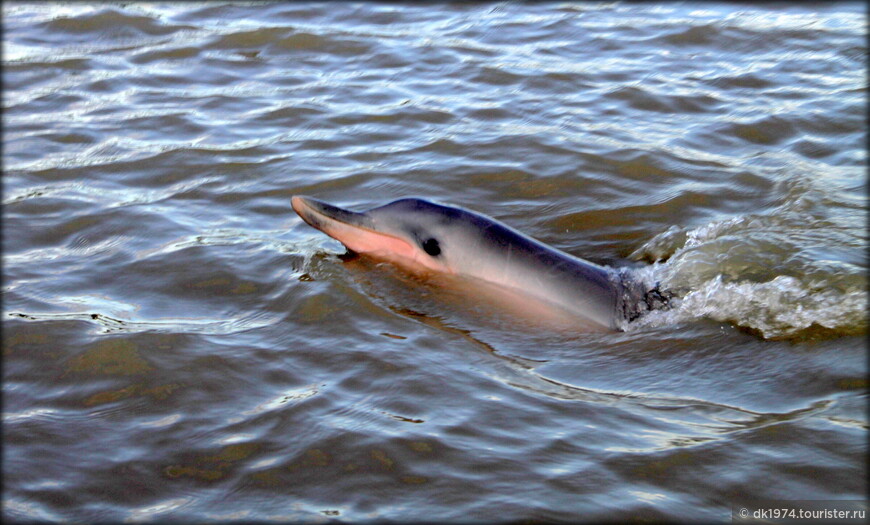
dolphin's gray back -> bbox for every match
[451,208,624,330]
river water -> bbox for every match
[3,2,867,523]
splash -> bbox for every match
[626,179,868,340]
[629,272,867,339]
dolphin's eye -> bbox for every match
[422,238,441,257]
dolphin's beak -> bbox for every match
[292,195,416,259]
[291,195,372,232]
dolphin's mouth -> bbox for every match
[292,195,418,260]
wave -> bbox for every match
[627,175,867,340]
[630,270,866,340]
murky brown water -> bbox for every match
[3,3,867,522]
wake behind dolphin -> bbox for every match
[292,196,671,332]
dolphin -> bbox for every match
[291,196,669,332]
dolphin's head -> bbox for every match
[292,195,624,332]
[292,196,482,274]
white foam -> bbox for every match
[630,273,867,338]
[626,211,867,338]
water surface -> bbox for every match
[3,2,867,522]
